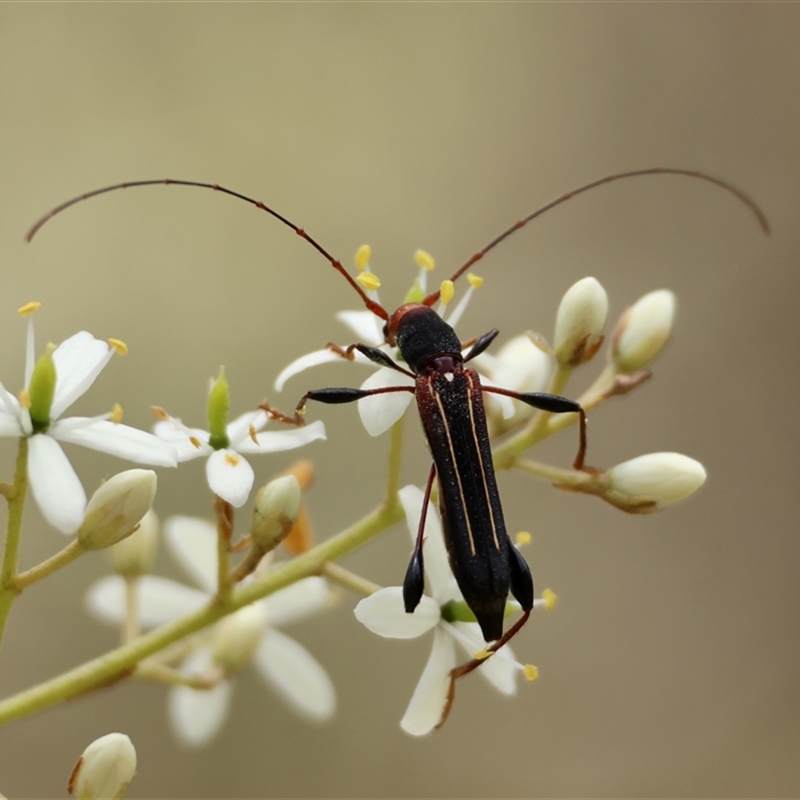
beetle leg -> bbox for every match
[403,463,437,613]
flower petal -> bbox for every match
[86,575,209,627]
[164,516,218,593]
[449,621,518,695]
[53,419,178,466]
[357,368,415,437]
[253,628,336,720]
[335,309,383,345]
[274,349,346,392]
[205,449,254,507]
[354,587,440,639]
[153,419,210,460]
[27,433,86,533]
[235,419,326,453]
[263,576,335,627]
[50,332,113,419]
[168,649,232,748]
[0,410,24,437]
[400,626,457,736]
[225,409,268,447]
[398,485,457,603]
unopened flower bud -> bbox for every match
[78,470,157,550]
[211,604,266,673]
[111,509,159,577]
[250,474,301,552]
[553,277,608,366]
[607,452,706,511]
[612,290,676,373]
[68,732,136,800]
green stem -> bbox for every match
[214,495,233,600]
[0,499,404,726]
[14,539,86,590]
[321,562,381,597]
[0,438,29,652]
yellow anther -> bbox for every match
[151,405,169,421]
[414,249,436,271]
[467,273,484,289]
[108,338,128,356]
[355,244,372,271]
[111,403,124,424]
[17,301,41,317]
[473,647,492,661]
[357,272,381,291]
[439,280,455,306]
[248,424,259,445]
[225,452,241,467]
[516,531,532,546]
[189,435,203,449]
[542,588,557,610]
[523,664,539,682]
[18,388,31,409]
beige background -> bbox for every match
[1,5,798,798]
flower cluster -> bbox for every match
[0,251,708,769]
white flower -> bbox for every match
[69,732,136,800]
[77,469,157,550]
[612,289,676,373]
[606,452,707,511]
[86,516,336,747]
[354,485,548,736]
[274,252,513,436]
[553,277,608,366]
[472,334,553,425]
[0,309,177,534]
[153,407,325,508]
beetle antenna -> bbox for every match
[25,178,390,321]
[422,167,770,306]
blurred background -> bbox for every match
[1,5,798,797]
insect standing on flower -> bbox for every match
[26,169,769,722]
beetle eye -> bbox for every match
[382,321,389,340]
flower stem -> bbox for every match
[321,562,381,597]
[214,495,233,599]
[0,439,29,652]
[0,499,404,726]
[14,539,86,590]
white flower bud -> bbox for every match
[250,475,301,552]
[211,604,267,673]
[78,470,157,550]
[111,509,159,577]
[607,452,706,510]
[553,277,608,366]
[612,289,676,373]
[68,732,136,800]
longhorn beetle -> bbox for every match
[26,169,768,722]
